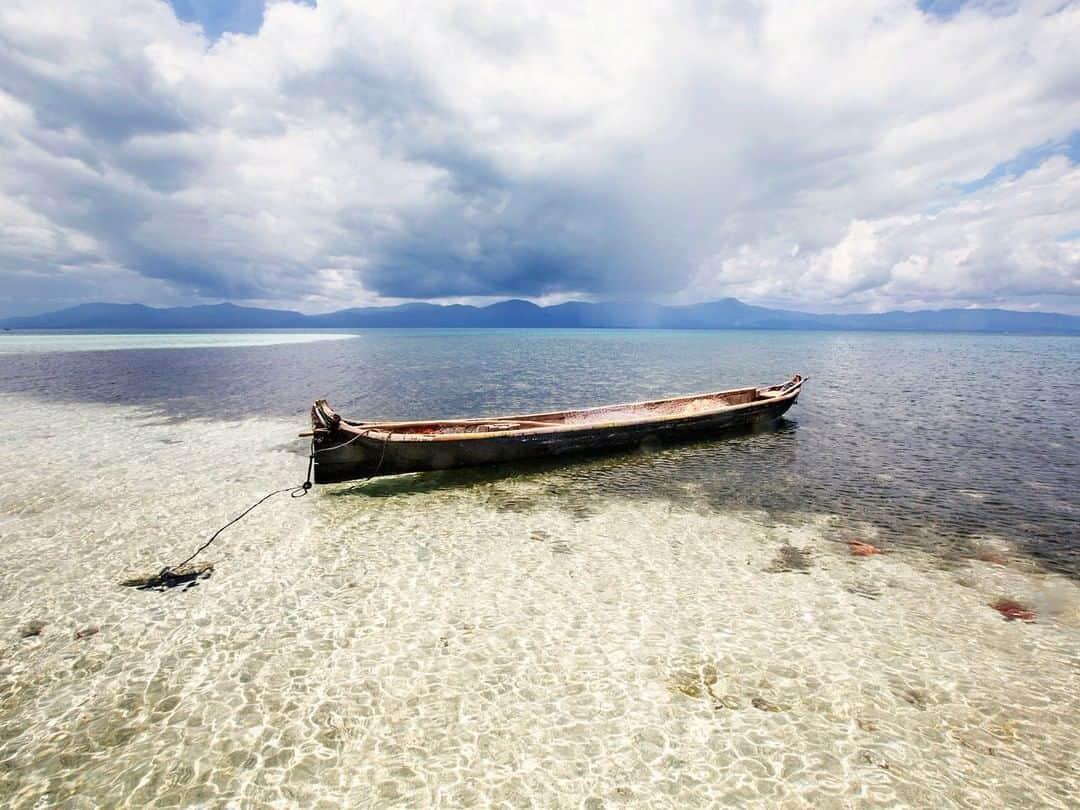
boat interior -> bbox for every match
[353,385,784,436]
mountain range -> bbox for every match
[2,299,1078,333]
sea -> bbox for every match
[0,329,1076,808]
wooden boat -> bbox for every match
[310,374,805,483]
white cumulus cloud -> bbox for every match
[0,0,1077,316]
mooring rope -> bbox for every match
[125,430,395,589]
[149,441,315,583]
[313,432,365,454]
[172,427,396,570]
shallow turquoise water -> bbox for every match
[2,329,1076,573]
[0,329,1077,807]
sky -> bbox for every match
[0,1,1078,317]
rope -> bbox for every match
[158,439,315,578]
[369,431,390,479]
[313,431,365,454]
[138,428,392,589]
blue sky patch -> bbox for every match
[918,0,970,17]
[918,0,1021,19]
[169,0,264,38]
[168,0,315,39]
[958,130,1079,194]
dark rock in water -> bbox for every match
[530,529,573,555]
[668,670,705,699]
[676,681,704,699]
[120,562,214,591]
[20,620,47,638]
[899,688,930,709]
[859,750,891,770]
[713,694,740,710]
[74,626,100,640]
[669,663,725,704]
[846,583,881,600]
[766,545,812,573]
[751,696,781,712]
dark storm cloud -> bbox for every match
[0,25,194,144]
[0,0,1076,317]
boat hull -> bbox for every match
[311,390,799,484]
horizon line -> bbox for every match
[6,297,1080,321]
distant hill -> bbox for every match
[2,298,1078,334]
[0,302,308,330]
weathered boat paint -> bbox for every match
[310,375,804,483]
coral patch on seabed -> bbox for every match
[751,696,782,713]
[989,599,1036,622]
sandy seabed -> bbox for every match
[0,394,1076,808]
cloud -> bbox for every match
[0,0,1077,316]
[695,155,1080,311]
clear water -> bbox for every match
[0,329,1077,807]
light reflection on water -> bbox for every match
[0,330,1078,807]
